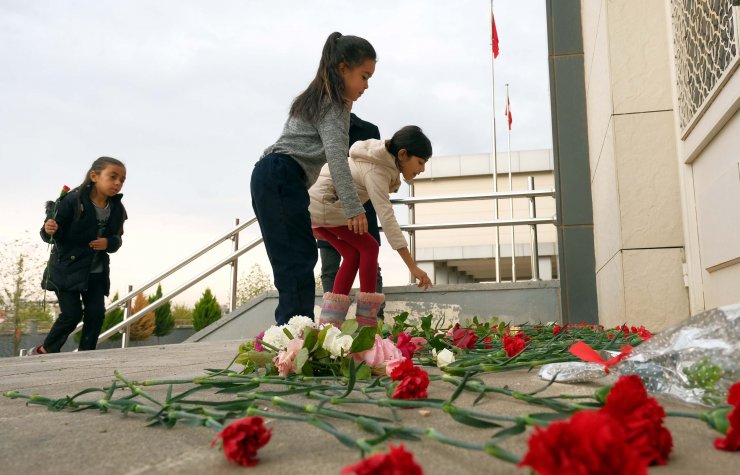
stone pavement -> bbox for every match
[0,341,735,475]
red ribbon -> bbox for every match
[568,341,633,374]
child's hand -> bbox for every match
[412,267,433,290]
[347,213,368,235]
[89,238,108,251]
[44,219,58,235]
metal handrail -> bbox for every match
[98,234,264,343]
[389,186,556,283]
[399,216,554,232]
[68,217,257,341]
[390,188,555,205]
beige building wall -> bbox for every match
[582,0,740,327]
[665,0,740,312]
[580,0,690,331]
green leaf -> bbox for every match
[307,418,357,449]
[490,422,527,441]
[317,325,330,347]
[420,314,433,332]
[236,350,275,368]
[301,360,314,376]
[443,404,502,428]
[293,348,309,373]
[349,326,377,353]
[356,416,386,435]
[355,365,372,380]
[393,312,409,325]
[340,319,358,335]
[282,327,294,339]
[303,328,319,352]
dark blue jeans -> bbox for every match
[251,153,317,325]
[44,272,107,352]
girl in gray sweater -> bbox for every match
[250,32,376,325]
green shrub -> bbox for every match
[148,284,175,339]
[192,288,221,332]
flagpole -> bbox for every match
[506,83,516,282]
[490,0,501,283]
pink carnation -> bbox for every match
[273,338,303,376]
[354,334,402,368]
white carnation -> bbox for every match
[261,325,290,351]
[287,315,315,338]
[435,348,456,368]
[322,326,353,358]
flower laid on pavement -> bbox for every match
[433,348,455,368]
[212,416,271,467]
[341,444,424,475]
[502,333,530,357]
[601,375,673,465]
[519,410,648,475]
[714,382,740,451]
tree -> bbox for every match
[192,288,221,332]
[148,283,175,342]
[236,263,274,306]
[0,234,46,355]
[172,303,193,324]
[129,293,155,341]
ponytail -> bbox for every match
[290,32,376,123]
[387,126,433,163]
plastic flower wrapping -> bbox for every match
[539,303,740,406]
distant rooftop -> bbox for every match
[416,149,553,180]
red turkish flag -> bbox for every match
[491,14,500,58]
[504,95,512,130]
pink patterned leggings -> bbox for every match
[313,226,379,295]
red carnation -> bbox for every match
[519,410,648,475]
[552,325,562,335]
[395,332,419,359]
[341,444,424,475]
[715,382,740,451]
[601,375,672,465]
[502,333,529,357]
[392,366,429,400]
[389,357,415,381]
[212,416,271,467]
[449,323,477,349]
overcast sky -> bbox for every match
[0,0,551,306]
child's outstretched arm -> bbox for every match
[397,246,433,289]
[364,172,432,289]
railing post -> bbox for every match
[408,182,416,285]
[229,218,240,312]
[528,176,540,281]
[121,284,132,348]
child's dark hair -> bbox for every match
[387,126,433,162]
[44,156,125,220]
[74,156,125,220]
[290,32,376,124]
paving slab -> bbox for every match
[0,341,735,475]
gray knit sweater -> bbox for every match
[261,101,364,218]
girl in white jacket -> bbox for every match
[309,125,433,327]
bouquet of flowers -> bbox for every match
[237,316,408,379]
